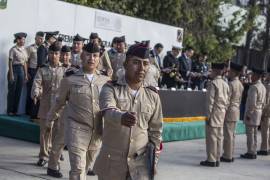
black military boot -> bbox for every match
[87,169,96,176]
[240,153,257,159]
[257,150,269,156]
[220,156,234,162]
[200,160,217,167]
[36,159,47,167]
[47,168,63,178]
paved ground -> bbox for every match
[0,134,270,180]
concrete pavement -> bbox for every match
[0,134,270,180]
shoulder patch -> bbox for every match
[146,86,158,93]
[65,68,78,77]
[106,80,120,86]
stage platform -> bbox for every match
[0,115,246,143]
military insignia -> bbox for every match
[146,86,158,93]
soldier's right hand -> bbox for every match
[121,112,137,127]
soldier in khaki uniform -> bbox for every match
[31,43,66,167]
[200,63,229,167]
[46,42,109,179]
[94,43,163,180]
[221,62,244,162]
[60,45,72,68]
[258,69,270,155]
[241,68,266,159]
[71,34,85,69]
[26,31,44,118]
[110,36,126,80]
[43,45,72,178]
[7,32,28,116]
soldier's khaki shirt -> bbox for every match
[144,64,160,87]
[47,69,110,130]
[225,77,244,122]
[110,52,126,80]
[97,50,113,76]
[244,80,266,126]
[263,83,270,117]
[206,75,230,127]
[94,78,163,178]
[9,45,28,65]
[26,44,38,69]
[31,63,66,119]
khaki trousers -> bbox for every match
[260,116,270,151]
[39,118,52,160]
[246,125,258,154]
[223,121,237,159]
[48,118,65,170]
[205,124,223,162]
[68,127,98,180]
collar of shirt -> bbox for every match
[117,77,145,88]
[85,73,94,82]
[215,75,223,80]
[16,45,25,51]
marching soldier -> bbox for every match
[60,45,71,68]
[93,42,163,179]
[43,45,72,178]
[37,31,59,68]
[7,32,28,116]
[241,68,266,159]
[26,31,44,119]
[31,43,66,167]
[221,62,243,162]
[258,69,270,155]
[93,33,113,78]
[110,36,126,80]
[71,34,85,68]
[200,63,229,167]
[46,42,109,179]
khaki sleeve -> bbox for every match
[31,68,43,99]
[246,86,257,117]
[47,77,70,124]
[26,46,31,61]
[148,94,163,150]
[103,50,113,70]
[227,83,233,109]
[206,82,216,118]
[264,89,270,113]
[100,84,124,126]
[9,48,14,61]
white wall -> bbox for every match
[0,0,183,114]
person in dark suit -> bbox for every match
[161,46,181,88]
[150,43,164,69]
[178,47,194,88]
[191,53,209,90]
[37,31,59,68]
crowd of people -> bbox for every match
[5,30,270,180]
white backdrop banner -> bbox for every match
[0,0,183,114]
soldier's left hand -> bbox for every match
[24,75,29,83]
